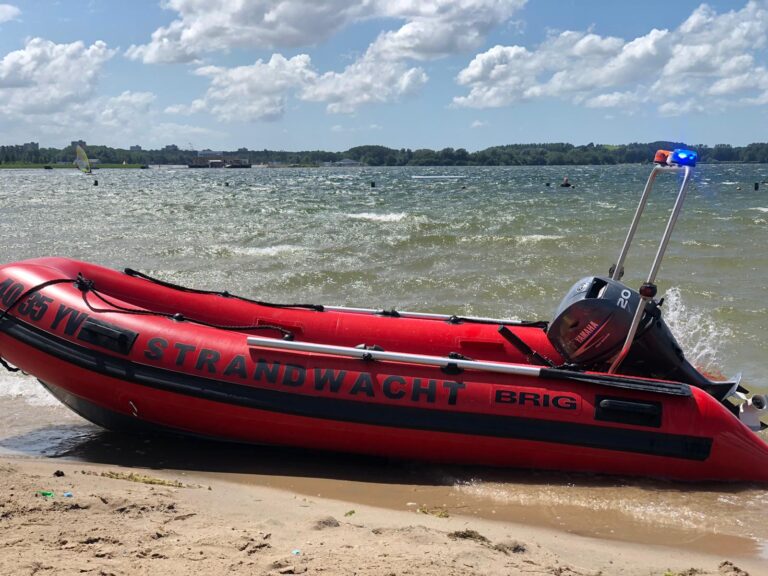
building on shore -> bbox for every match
[188,150,251,168]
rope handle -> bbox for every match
[124,268,324,311]
[0,274,296,344]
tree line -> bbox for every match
[2,141,768,166]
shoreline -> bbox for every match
[1,454,764,576]
[0,164,147,170]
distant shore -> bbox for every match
[3,141,768,168]
[0,163,147,170]
[2,161,767,171]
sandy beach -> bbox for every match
[1,455,764,576]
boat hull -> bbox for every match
[2,257,768,482]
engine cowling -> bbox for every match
[547,276,713,388]
[547,276,640,367]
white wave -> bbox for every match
[411,175,465,180]
[0,371,61,407]
[749,207,768,213]
[682,240,722,248]
[516,234,564,244]
[454,481,710,531]
[662,286,732,371]
[346,212,407,222]
[230,244,303,257]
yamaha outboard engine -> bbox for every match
[542,148,725,391]
[542,148,765,431]
[547,276,712,388]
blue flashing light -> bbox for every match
[671,148,697,167]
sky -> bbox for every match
[1,0,767,152]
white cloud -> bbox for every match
[301,52,427,114]
[164,50,426,119]
[0,3,20,23]
[4,87,219,148]
[133,0,526,116]
[166,54,317,121]
[127,0,525,64]
[658,99,705,116]
[454,45,535,107]
[9,89,151,138]
[585,91,643,109]
[369,0,526,61]
[0,36,213,147]
[454,28,671,108]
[0,38,115,115]
[125,0,369,64]
[454,0,768,115]
[330,122,383,133]
[55,92,157,140]
[653,1,768,101]
[95,91,156,128]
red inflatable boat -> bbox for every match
[1,151,767,482]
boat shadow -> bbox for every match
[1,424,760,493]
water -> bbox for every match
[1,164,768,556]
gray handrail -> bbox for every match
[611,165,692,282]
[322,305,520,325]
[608,164,694,374]
[245,335,693,395]
[246,335,542,377]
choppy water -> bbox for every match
[1,164,768,556]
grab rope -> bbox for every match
[0,278,75,324]
[124,268,325,312]
[0,274,295,374]
[124,268,549,329]
[0,277,75,372]
[74,275,294,339]
[1,270,550,374]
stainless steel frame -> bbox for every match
[608,164,694,373]
[246,335,543,378]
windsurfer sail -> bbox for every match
[74,145,92,174]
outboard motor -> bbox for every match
[542,148,727,391]
[542,148,764,431]
[548,276,638,367]
[547,276,713,388]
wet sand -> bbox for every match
[61,432,768,555]
[2,454,765,576]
